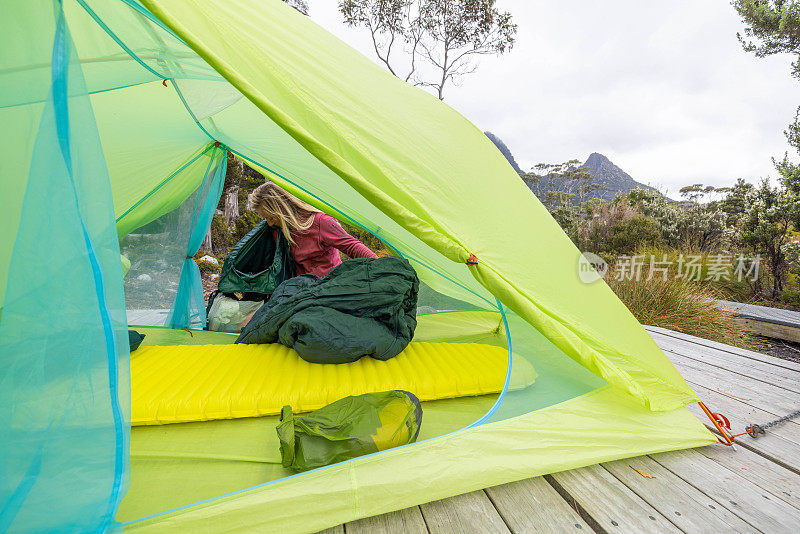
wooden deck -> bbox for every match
[319,326,800,534]
[718,300,800,343]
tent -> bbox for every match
[0,0,715,532]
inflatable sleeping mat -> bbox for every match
[131,342,536,425]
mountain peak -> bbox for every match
[580,153,660,201]
[585,152,611,165]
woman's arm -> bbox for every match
[319,214,378,259]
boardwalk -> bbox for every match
[320,326,800,534]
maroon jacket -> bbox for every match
[290,213,377,276]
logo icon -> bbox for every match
[578,252,607,284]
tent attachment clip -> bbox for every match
[466,254,478,266]
[698,401,736,446]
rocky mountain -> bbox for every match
[485,131,523,174]
[523,152,662,203]
[482,130,660,201]
[580,152,661,201]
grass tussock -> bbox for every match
[606,275,760,350]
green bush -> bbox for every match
[198,261,220,274]
[606,214,662,254]
[233,211,260,242]
[781,290,800,307]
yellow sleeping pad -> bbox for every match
[131,342,536,426]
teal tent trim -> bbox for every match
[166,145,226,328]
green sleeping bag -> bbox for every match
[237,257,419,364]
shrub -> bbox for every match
[198,260,220,274]
[607,214,663,254]
[784,239,800,276]
[583,201,662,254]
[780,290,800,308]
[605,275,760,350]
[233,211,261,242]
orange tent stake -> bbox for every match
[698,402,736,446]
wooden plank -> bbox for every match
[653,333,800,391]
[697,442,800,510]
[718,300,800,326]
[485,476,590,533]
[647,325,800,372]
[653,448,800,533]
[420,490,511,534]
[668,352,800,415]
[738,317,800,344]
[602,457,758,532]
[346,506,428,534]
[549,464,680,533]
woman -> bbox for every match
[249,181,378,277]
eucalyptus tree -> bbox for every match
[338,0,516,99]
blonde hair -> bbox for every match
[250,182,321,244]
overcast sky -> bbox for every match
[309,1,798,197]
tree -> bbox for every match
[679,183,716,204]
[339,0,422,81]
[731,3,800,296]
[521,159,603,245]
[223,152,244,231]
[733,1,800,152]
[740,178,795,297]
[338,0,516,99]
[774,153,800,229]
[626,188,728,252]
[733,1,800,78]
[527,160,601,212]
[718,178,756,227]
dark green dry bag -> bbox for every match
[217,220,295,299]
[277,390,422,471]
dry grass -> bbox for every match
[606,275,761,350]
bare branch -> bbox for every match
[339,0,517,100]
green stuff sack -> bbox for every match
[217,220,295,298]
[277,390,422,471]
